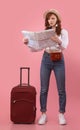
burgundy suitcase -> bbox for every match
[10,67,37,124]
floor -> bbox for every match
[0,98,80,130]
[0,116,79,130]
[0,91,80,130]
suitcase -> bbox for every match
[10,67,37,124]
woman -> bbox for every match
[23,9,69,125]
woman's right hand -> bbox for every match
[23,38,29,45]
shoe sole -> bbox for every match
[59,122,67,125]
[38,120,47,125]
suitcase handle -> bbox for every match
[20,67,30,86]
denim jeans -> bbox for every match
[40,51,66,113]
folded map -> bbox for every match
[21,29,56,51]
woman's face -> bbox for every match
[48,14,57,27]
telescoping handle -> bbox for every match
[20,67,30,86]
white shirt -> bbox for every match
[45,29,69,53]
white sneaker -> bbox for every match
[59,113,66,125]
[38,114,47,125]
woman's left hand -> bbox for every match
[51,35,62,45]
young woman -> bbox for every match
[23,9,69,125]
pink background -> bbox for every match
[0,0,80,126]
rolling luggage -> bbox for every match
[10,67,36,124]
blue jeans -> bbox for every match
[40,51,66,113]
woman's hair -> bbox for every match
[45,12,62,36]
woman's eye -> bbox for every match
[52,18,55,20]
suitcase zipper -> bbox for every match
[13,99,34,104]
[12,99,36,111]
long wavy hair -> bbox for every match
[45,12,62,36]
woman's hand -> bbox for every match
[51,35,62,45]
[23,38,29,45]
